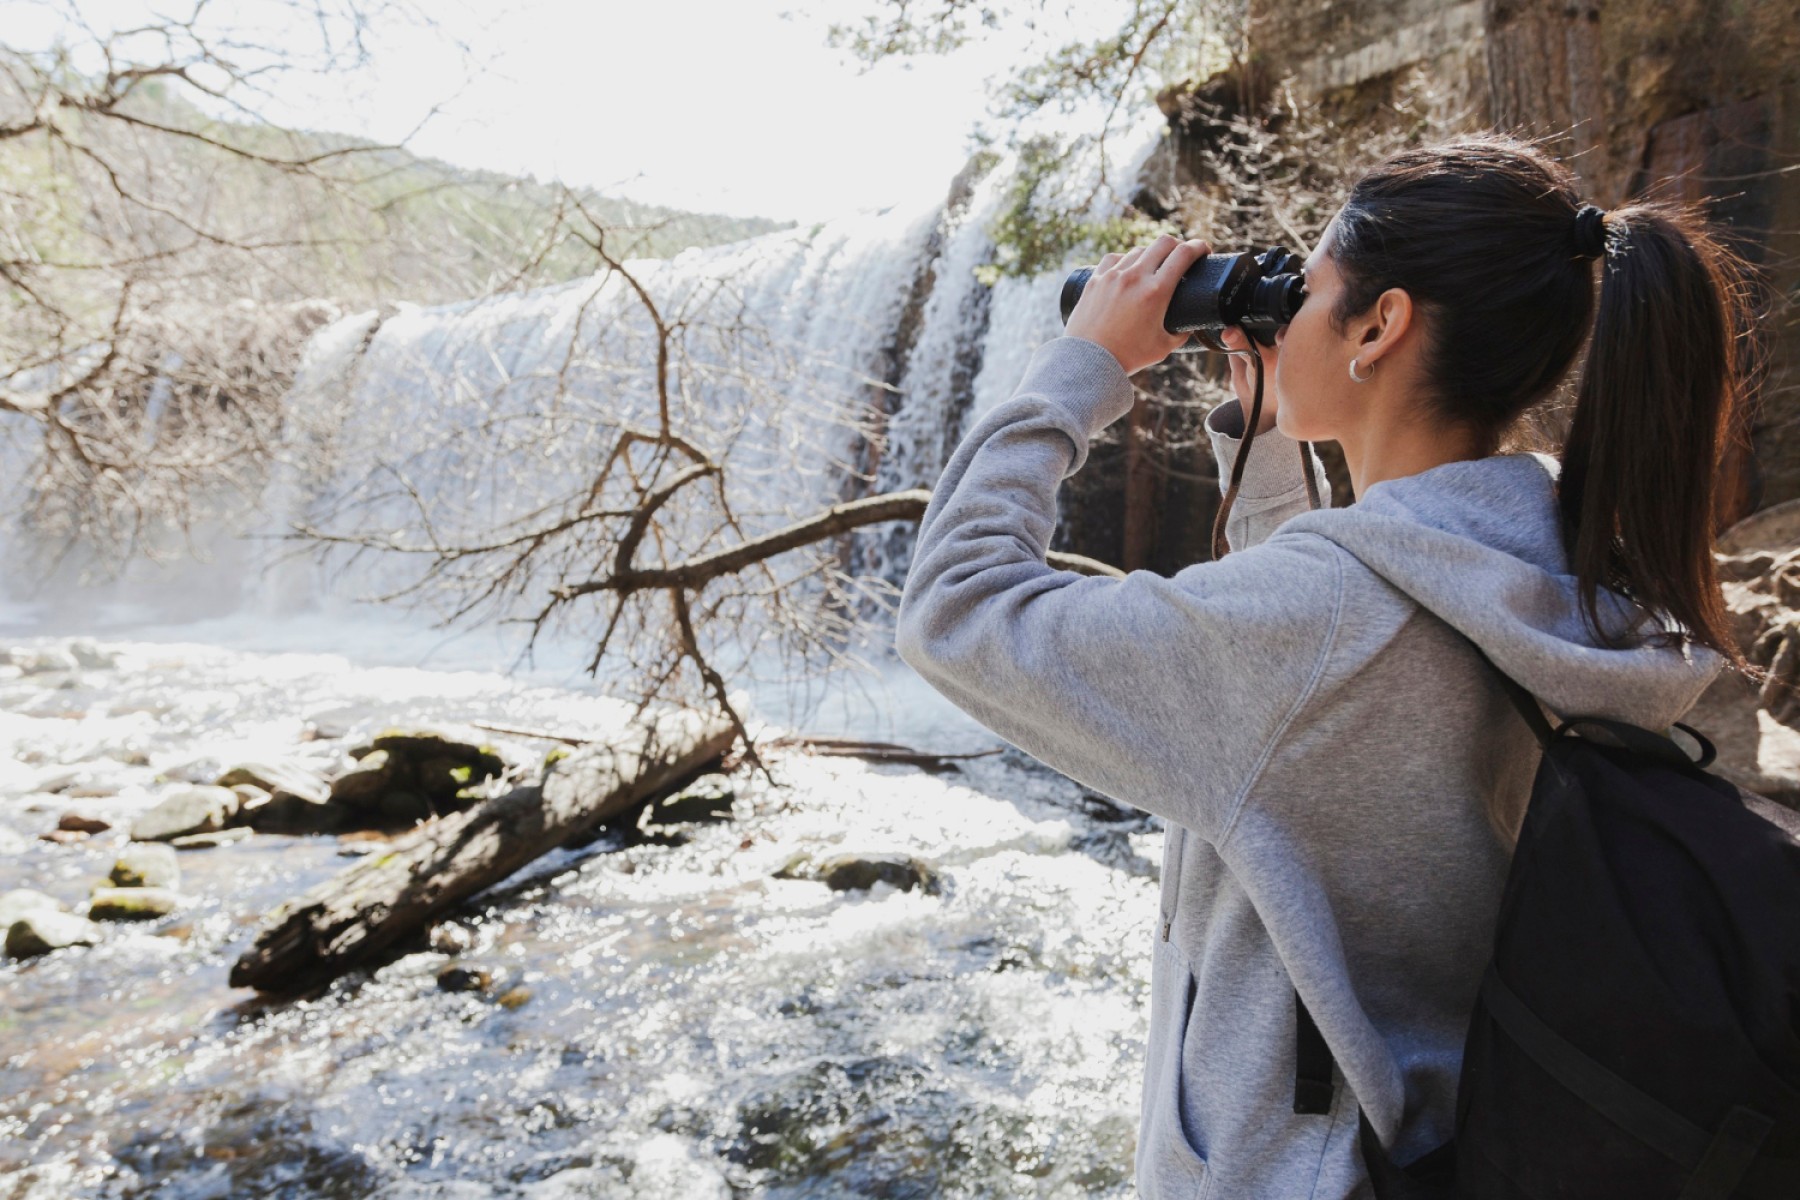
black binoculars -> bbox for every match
[1059,245,1307,353]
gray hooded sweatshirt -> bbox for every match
[893,334,1726,1198]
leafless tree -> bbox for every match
[285,186,1122,784]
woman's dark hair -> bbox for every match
[1328,131,1763,677]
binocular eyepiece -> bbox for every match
[1059,245,1307,353]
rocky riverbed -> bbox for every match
[0,633,1160,1199]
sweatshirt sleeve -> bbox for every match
[1205,398,1334,552]
[894,335,1346,843]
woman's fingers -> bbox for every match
[1156,238,1209,276]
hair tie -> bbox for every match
[1572,204,1609,260]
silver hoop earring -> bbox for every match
[1349,357,1373,383]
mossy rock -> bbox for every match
[89,887,181,921]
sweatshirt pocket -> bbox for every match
[1137,938,1212,1198]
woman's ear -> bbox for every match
[1358,287,1414,364]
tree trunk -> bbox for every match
[1123,388,1158,572]
[230,707,738,995]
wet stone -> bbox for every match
[16,647,79,675]
[356,730,505,775]
[6,910,100,958]
[0,889,64,930]
[111,843,180,888]
[654,777,737,825]
[130,785,238,842]
[39,828,89,845]
[216,761,328,805]
[243,790,345,836]
[170,827,252,850]
[58,812,112,834]
[377,790,434,824]
[437,964,493,993]
[67,640,118,670]
[820,854,940,895]
[328,748,397,807]
[88,886,181,921]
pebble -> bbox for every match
[171,827,252,849]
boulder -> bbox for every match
[88,886,181,920]
[415,756,481,802]
[215,761,328,804]
[328,748,400,807]
[0,889,64,930]
[110,843,181,889]
[352,730,505,775]
[6,910,100,957]
[242,789,346,836]
[58,812,111,834]
[130,785,239,841]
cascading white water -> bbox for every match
[1,110,1171,649]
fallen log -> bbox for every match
[230,706,737,994]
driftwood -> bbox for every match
[230,707,737,994]
[468,720,1003,775]
[756,736,1005,774]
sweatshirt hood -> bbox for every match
[1274,450,1725,731]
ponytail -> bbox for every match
[1330,134,1766,681]
[1558,202,1761,674]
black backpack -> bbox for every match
[1292,641,1800,1199]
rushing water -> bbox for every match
[2,112,1178,1197]
[0,629,1160,1198]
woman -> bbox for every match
[894,133,1758,1197]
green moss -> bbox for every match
[543,746,571,769]
[973,133,1177,288]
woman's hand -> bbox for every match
[1064,234,1210,376]
[1221,325,1279,435]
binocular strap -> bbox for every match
[1211,342,1324,560]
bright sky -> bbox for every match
[16,0,1150,224]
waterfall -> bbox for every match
[0,110,1172,655]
